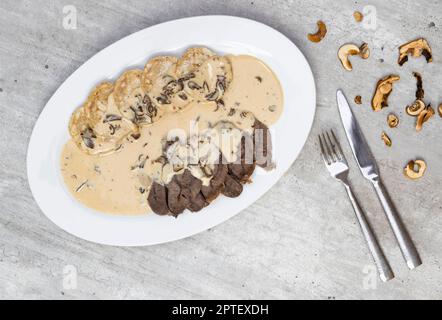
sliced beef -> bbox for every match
[228,134,256,183]
[201,159,228,203]
[167,178,189,216]
[210,161,229,188]
[253,119,273,170]
[175,170,202,200]
[201,184,218,203]
[228,162,255,183]
[187,192,206,212]
[175,170,207,212]
[149,119,274,217]
[149,170,209,216]
[222,174,243,198]
[166,170,208,216]
[147,182,170,215]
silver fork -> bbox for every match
[319,130,394,282]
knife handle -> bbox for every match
[372,179,422,269]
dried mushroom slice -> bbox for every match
[114,70,162,125]
[403,160,426,180]
[381,132,392,147]
[185,56,233,102]
[338,44,360,71]
[337,42,369,70]
[353,11,363,22]
[398,38,432,66]
[438,103,442,117]
[69,82,136,155]
[416,105,435,131]
[405,72,426,117]
[359,43,370,59]
[406,99,425,116]
[371,75,400,111]
[413,72,424,100]
[307,21,327,43]
[387,113,399,128]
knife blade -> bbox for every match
[336,90,379,180]
[336,89,422,270]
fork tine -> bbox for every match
[326,131,339,161]
[318,134,330,164]
[330,129,345,160]
[322,132,335,162]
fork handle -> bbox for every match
[343,183,394,282]
[371,179,422,270]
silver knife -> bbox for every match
[336,89,422,270]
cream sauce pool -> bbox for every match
[60,55,283,215]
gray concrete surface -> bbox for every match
[0,0,441,300]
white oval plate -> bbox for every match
[27,16,316,246]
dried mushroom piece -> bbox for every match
[337,43,370,71]
[205,75,227,101]
[406,99,425,116]
[415,105,435,131]
[398,38,432,66]
[359,43,370,59]
[413,72,424,100]
[183,56,232,103]
[406,72,434,130]
[308,21,327,43]
[371,75,400,111]
[403,160,426,180]
[354,95,362,105]
[338,44,360,71]
[387,113,399,128]
[381,132,392,147]
[438,103,442,117]
[353,11,363,22]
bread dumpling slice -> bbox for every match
[176,47,232,102]
[141,56,190,112]
[69,82,136,155]
[176,47,215,77]
[114,70,162,125]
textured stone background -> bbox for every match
[0,0,441,299]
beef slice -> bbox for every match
[253,119,273,170]
[147,182,170,215]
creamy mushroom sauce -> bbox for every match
[60,54,283,215]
